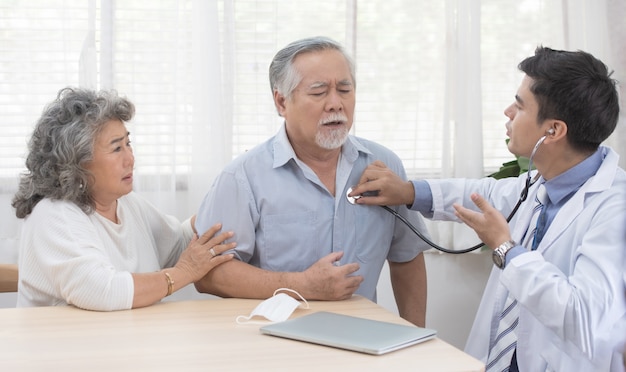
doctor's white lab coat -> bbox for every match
[427,147,626,371]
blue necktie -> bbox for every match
[531,185,549,250]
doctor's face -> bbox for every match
[504,75,551,158]
[276,49,355,152]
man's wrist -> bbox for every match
[492,240,516,269]
[405,181,416,208]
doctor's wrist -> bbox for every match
[492,240,517,269]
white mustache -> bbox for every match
[319,113,348,125]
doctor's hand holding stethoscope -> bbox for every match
[348,86,562,255]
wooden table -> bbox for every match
[0,296,484,371]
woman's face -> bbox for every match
[84,119,134,207]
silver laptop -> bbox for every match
[259,311,436,355]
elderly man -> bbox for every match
[194,36,430,326]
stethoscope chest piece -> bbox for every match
[346,187,360,204]
[346,187,379,204]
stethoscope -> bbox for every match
[347,132,551,254]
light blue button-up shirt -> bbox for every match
[196,124,430,301]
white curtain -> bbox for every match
[0,0,625,264]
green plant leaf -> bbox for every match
[488,139,532,179]
[488,159,520,179]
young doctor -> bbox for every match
[349,46,626,371]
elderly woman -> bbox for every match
[12,87,235,311]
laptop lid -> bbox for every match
[259,311,436,355]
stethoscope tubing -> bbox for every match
[361,135,547,254]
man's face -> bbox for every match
[504,75,551,158]
[275,49,355,153]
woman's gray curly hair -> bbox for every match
[12,87,135,218]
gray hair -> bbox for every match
[269,36,356,106]
[12,87,135,218]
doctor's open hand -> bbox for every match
[349,160,415,207]
[299,251,363,301]
[453,193,512,250]
[174,223,236,283]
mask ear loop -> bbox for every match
[235,288,311,324]
[235,313,255,324]
[273,287,310,309]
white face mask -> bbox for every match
[235,288,309,324]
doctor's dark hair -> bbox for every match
[268,36,356,111]
[519,46,619,153]
[12,87,135,218]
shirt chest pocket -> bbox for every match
[261,211,319,271]
[352,204,394,262]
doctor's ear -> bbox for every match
[545,120,567,138]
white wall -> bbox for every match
[376,251,491,350]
